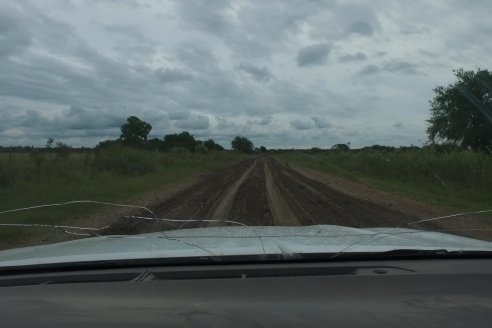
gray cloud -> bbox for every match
[247,117,272,126]
[307,2,379,41]
[174,0,233,35]
[384,60,419,74]
[216,117,238,130]
[311,117,332,128]
[237,62,272,82]
[296,43,332,67]
[237,0,333,44]
[358,64,380,76]
[346,21,374,36]
[358,60,419,76]
[0,6,31,58]
[154,68,192,83]
[259,117,271,125]
[290,119,315,130]
[338,52,367,62]
[393,122,404,129]
[173,0,333,61]
[0,106,130,143]
[174,114,210,130]
[100,22,149,42]
[174,41,218,71]
[0,0,488,148]
[61,106,125,130]
[168,110,190,120]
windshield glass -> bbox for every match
[0,0,491,261]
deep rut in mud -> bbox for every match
[104,157,420,235]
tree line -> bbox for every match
[95,115,259,154]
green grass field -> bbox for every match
[2,146,491,248]
[0,147,247,247]
[275,149,492,213]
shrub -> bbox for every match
[323,149,492,193]
[0,164,13,186]
[93,146,157,175]
[195,144,209,154]
[171,147,190,157]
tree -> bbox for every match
[195,143,209,154]
[427,68,492,153]
[146,138,165,151]
[95,139,121,150]
[45,138,54,149]
[331,144,350,151]
[259,146,267,153]
[54,141,71,162]
[203,139,224,151]
[363,145,395,152]
[163,131,197,152]
[120,116,152,146]
[231,136,254,153]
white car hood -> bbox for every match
[0,225,491,268]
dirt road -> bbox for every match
[106,157,420,234]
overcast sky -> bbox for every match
[1,0,491,149]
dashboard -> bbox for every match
[1,258,492,327]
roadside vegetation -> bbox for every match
[0,147,247,247]
[275,146,491,212]
[0,116,253,248]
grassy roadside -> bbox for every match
[0,148,247,247]
[274,150,492,214]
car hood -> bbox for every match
[0,225,491,267]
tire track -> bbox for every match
[264,161,300,226]
[228,159,272,226]
[268,158,417,228]
[103,159,255,234]
[206,160,256,221]
[104,156,418,235]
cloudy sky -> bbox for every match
[1,0,491,148]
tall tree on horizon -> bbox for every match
[427,68,492,153]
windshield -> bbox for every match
[0,0,491,263]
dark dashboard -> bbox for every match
[1,258,492,327]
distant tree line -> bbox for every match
[91,116,226,153]
[0,115,262,154]
[0,144,92,153]
[95,115,260,154]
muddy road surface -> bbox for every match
[105,157,423,235]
